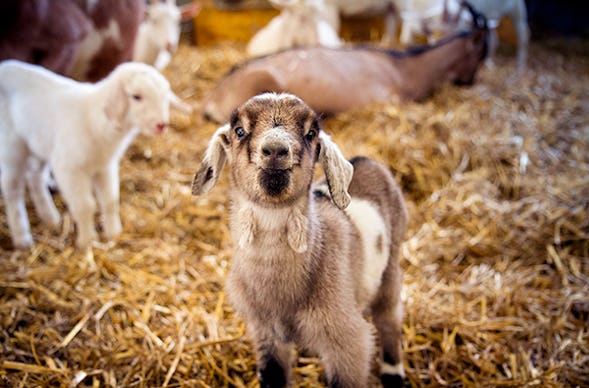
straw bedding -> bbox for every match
[1,37,588,387]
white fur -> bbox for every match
[247,0,342,57]
[345,198,390,300]
[0,60,178,249]
[382,361,406,377]
[133,0,181,70]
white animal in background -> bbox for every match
[396,0,449,45]
[247,0,342,57]
[324,0,431,46]
[0,60,181,249]
[134,0,201,70]
[447,0,529,72]
[192,93,408,387]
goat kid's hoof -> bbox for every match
[381,373,406,387]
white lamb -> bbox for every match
[133,0,201,70]
[133,0,181,70]
[0,60,178,249]
[247,0,342,58]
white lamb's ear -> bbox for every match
[104,80,129,124]
[192,124,231,195]
[169,91,193,114]
[318,131,353,210]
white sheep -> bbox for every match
[0,60,178,249]
[247,0,342,58]
[192,93,408,387]
[133,0,201,70]
[133,0,181,70]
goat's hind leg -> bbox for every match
[1,146,33,248]
[26,158,60,228]
[371,256,405,387]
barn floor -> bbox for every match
[1,36,588,387]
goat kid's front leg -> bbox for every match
[299,307,373,388]
[94,164,122,240]
[53,168,97,248]
[249,321,294,388]
[26,159,60,228]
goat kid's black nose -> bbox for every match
[262,143,289,159]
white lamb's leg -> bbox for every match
[53,168,97,248]
[381,8,399,47]
[399,22,413,46]
[0,134,33,248]
[26,158,60,228]
[94,163,122,240]
[509,1,529,74]
[1,163,33,249]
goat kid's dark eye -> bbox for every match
[234,127,246,138]
[132,94,142,101]
[305,130,316,141]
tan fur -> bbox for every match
[192,93,408,387]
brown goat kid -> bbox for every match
[192,93,408,387]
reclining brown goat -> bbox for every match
[192,93,408,387]
[203,2,488,123]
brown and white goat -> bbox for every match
[0,0,145,82]
[0,0,91,75]
[69,0,145,82]
[203,2,487,123]
[192,93,408,387]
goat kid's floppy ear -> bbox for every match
[104,80,129,124]
[318,131,353,210]
[192,124,231,195]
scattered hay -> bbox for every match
[1,38,588,387]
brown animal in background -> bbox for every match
[192,93,408,387]
[0,0,145,82]
[0,0,91,75]
[69,0,145,82]
[203,3,488,123]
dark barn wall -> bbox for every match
[526,0,589,37]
